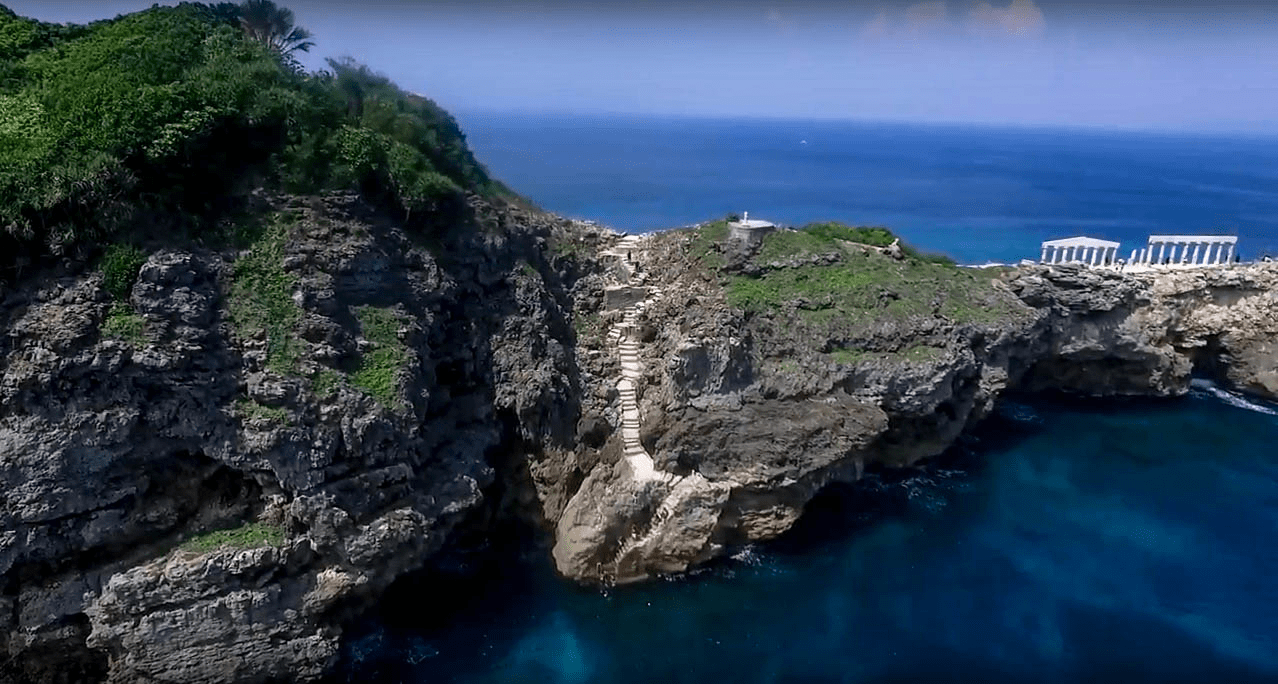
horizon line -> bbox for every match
[452,105,1278,141]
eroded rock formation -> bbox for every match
[0,194,593,683]
[2,201,1275,682]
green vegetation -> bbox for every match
[0,1,500,280]
[310,368,342,399]
[351,305,408,409]
[101,302,146,344]
[228,212,301,374]
[237,0,313,57]
[753,222,955,265]
[727,250,1015,325]
[100,244,147,300]
[235,397,289,423]
[181,520,284,553]
[723,223,1019,329]
[830,347,871,365]
[689,220,730,270]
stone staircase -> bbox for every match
[599,233,711,573]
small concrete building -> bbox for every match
[1040,236,1121,267]
[729,211,777,245]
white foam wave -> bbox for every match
[1190,379,1278,416]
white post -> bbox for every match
[1227,242,1235,264]
[1155,242,1164,264]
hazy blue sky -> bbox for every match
[8,1,1278,133]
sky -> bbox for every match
[7,0,1278,134]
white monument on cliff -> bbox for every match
[729,211,777,245]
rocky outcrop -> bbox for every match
[0,194,589,683]
[539,228,1278,585]
[2,197,1275,680]
[1009,263,1278,399]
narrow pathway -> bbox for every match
[601,234,672,484]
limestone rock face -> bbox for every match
[3,194,1276,680]
[1008,263,1278,399]
[540,230,1278,585]
[543,229,1044,584]
[0,194,584,683]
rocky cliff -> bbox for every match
[542,224,1278,584]
[0,193,595,683]
[3,204,1276,683]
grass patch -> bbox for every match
[311,368,343,399]
[830,347,871,364]
[688,220,730,270]
[181,521,284,554]
[229,212,302,375]
[235,398,289,424]
[101,302,145,345]
[727,249,1023,328]
[750,222,956,266]
[101,244,147,300]
[352,306,409,409]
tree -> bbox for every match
[237,0,314,56]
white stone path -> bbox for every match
[600,234,713,569]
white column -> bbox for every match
[1227,242,1235,264]
[1192,243,1202,265]
[1209,242,1220,265]
[1092,247,1101,266]
[1155,242,1164,264]
[1041,246,1048,262]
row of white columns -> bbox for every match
[1040,245,1118,266]
[1131,240,1235,266]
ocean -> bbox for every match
[457,112,1278,265]
[334,114,1278,683]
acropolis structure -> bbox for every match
[1040,237,1121,267]
[1040,234,1239,271]
[1128,235,1237,268]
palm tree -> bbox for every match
[238,0,315,56]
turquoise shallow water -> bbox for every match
[336,385,1278,683]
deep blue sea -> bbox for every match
[457,112,1278,264]
[335,114,1278,683]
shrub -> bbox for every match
[0,2,505,279]
[101,301,146,344]
[351,305,408,409]
[101,244,148,300]
[228,212,301,374]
